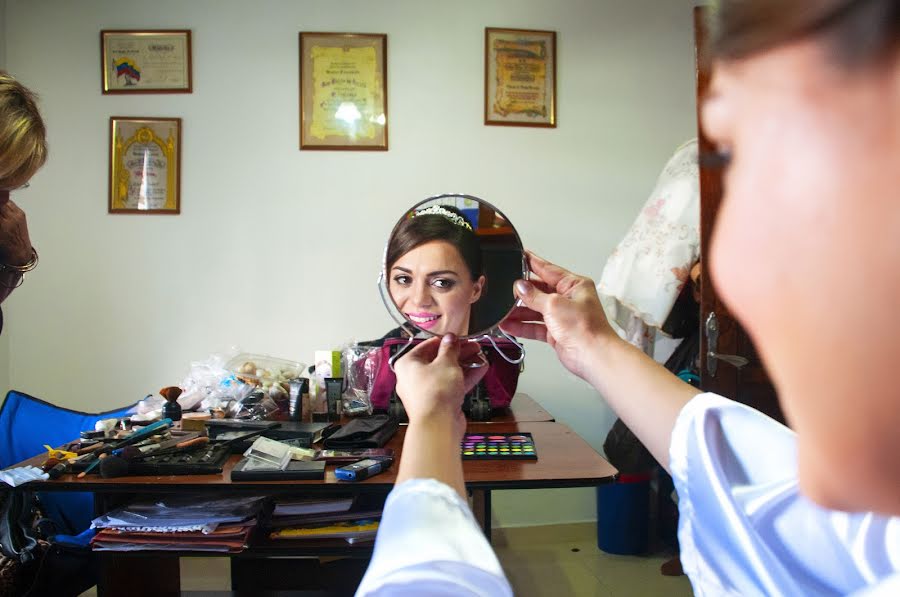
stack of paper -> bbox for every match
[90,495,267,553]
[272,496,353,518]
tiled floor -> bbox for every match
[495,523,693,597]
[80,523,694,596]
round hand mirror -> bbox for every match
[378,194,527,360]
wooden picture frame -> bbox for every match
[299,32,388,150]
[484,28,556,127]
[108,117,181,215]
[101,30,193,94]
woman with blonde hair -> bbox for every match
[0,71,47,321]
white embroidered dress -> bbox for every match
[598,138,700,352]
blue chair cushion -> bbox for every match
[0,390,138,533]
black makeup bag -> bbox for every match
[323,415,399,449]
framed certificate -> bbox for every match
[108,117,181,214]
[299,32,388,150]
[101,30,192,94]
[484,28,557,128]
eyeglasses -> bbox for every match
[0,182,30,204]
[0,182,30,192]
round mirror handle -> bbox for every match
[387,335,416,373]
[476,330,526,365]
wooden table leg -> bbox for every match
[231,557,322,591]
[97,553,180,596]
[93,493,181,596]
[471,489,492,542]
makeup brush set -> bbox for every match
[45,418,275,479]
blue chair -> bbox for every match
[0,390,138,534]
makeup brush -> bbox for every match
[76,419,173,478]
[77,453,108,478]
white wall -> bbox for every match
[3,0,699,526]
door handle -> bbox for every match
[705,312,749,377]
[708,351,749,369]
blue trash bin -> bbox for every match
[596,472,651,555]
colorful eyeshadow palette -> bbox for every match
[461,433,537,460]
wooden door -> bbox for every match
[693,7,783,423]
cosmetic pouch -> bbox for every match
[323,414,399,449]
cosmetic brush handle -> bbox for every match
[76,453,108,478]
[112,418,173,449]
[176,436,209,449]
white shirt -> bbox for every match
[357,393,899,596]
[671,393,900,596]
[356,478,513,596]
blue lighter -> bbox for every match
[335,458,393,482]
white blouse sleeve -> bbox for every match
[355,478,513,597]
[670,393,900,597]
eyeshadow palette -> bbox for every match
[460,433,537,460]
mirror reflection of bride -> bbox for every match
[386,205,486,337]
[365,196,527,421]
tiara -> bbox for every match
[413,205,473,230]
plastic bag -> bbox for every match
[231,389,281,420]
[340,343,379,417]
[180,354,255,413]
[225,353,306,419]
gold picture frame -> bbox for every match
[108,117,181,215]
[101,30,192,94]
[484,28,557,128]
[299,32,388,150]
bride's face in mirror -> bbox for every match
[386,206,487,336]
[382,195,525,339]
[389,241,485,335]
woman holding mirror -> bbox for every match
[359,0,900,594]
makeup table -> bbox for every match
[5,394,615,596]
